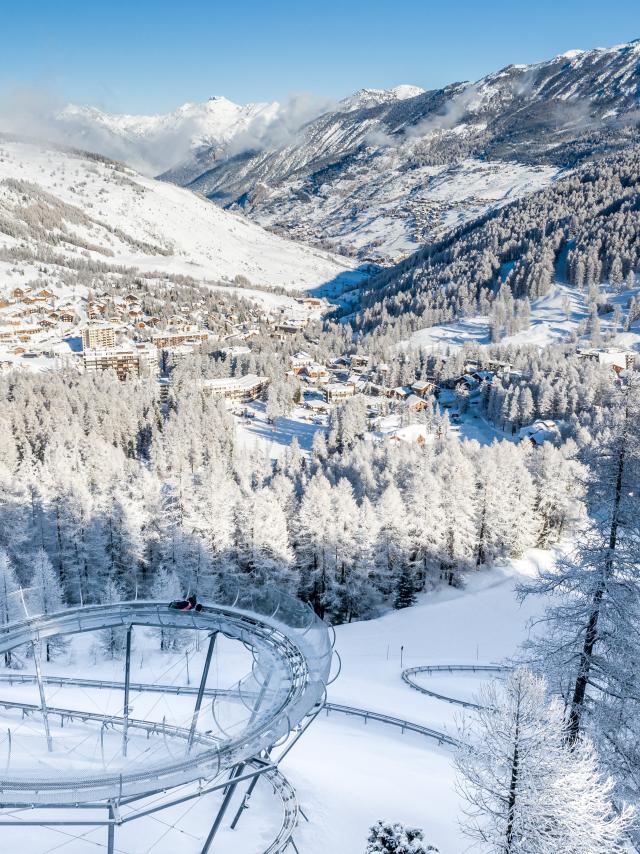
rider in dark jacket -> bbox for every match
[170,594,198,611]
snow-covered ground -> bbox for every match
[404,282,640,354]
[234,400,325,458]
[0,553,553,853]
[0,139,362,292]
[285,553,553,853]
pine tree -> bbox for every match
[393,564,416,610]
[366,821,438,853]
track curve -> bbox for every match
[402,663,510,709]
[0,594,332,806]
[0,696,298,854]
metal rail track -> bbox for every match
[322,703,461,747]
[0,695,299,854]
[401,663,510,709]
[0,599,332,806]
[0,674,461,748]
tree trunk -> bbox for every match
[505,700,521,853]
[567,406,627,743]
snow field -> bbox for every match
[0,140,360,291]
[280,556,553,853]
[0,554,552,853]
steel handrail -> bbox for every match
[323,703,461,748]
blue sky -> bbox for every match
[2,0,637,113]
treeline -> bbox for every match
[0,370,584,626]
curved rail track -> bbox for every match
[401,663,510,709]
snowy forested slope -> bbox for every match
[350,145,640,342]
[170,40,640,261]
[0,137,360,292]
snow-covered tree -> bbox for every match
[98,578,127,659]
[149,566,184,651]
[28,548,65,661]
[366,821,438,853]
[0,549,20,666]
[520,380,640,820]
[456,667,632,854]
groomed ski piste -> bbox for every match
[0,552,550,853]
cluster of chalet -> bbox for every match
[438,358,514,393]
[0,286,79,369]
[205,297,325,344]
[0,277,328,378]
[287,350,437,409]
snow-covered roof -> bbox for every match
[405,394,425,408]
[202,373,268,391]
[518,419,560,445]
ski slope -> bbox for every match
[283,551,555,853]
[0,138,362,292]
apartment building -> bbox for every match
[201,374,269,402]
[82,324,116,350]
[83,344,159,380]
[152,328,209,349]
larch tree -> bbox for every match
[0,549,20,666]
[519,379,640,766]
[28,548,65,662]
[98,578,127,660]
[456,667,632,854]
[149,566,184,652]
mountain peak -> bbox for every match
[340,84,425,112]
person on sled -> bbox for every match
[169,594,202,612]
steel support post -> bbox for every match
[229,771,260,830]
[187,632,217,752]
[122,625,133,758]
[248,667,273,726]
[31,640,53,753]
[200,762,245,854]
[107,804,115,854]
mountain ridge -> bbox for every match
[164,39,639,262]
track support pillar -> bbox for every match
[122,625,133,757]
[187,632,217,752]
[32,639,53,753]
[200,762,245,853]
[107,803,115,854]
[229,771,260,829]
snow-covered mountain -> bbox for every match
[166,40,640,262]
[21,41,640,264]
[339,85,425,111]
[0,137,360,293]
[56,96,281,176]
[55,87,424,180]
